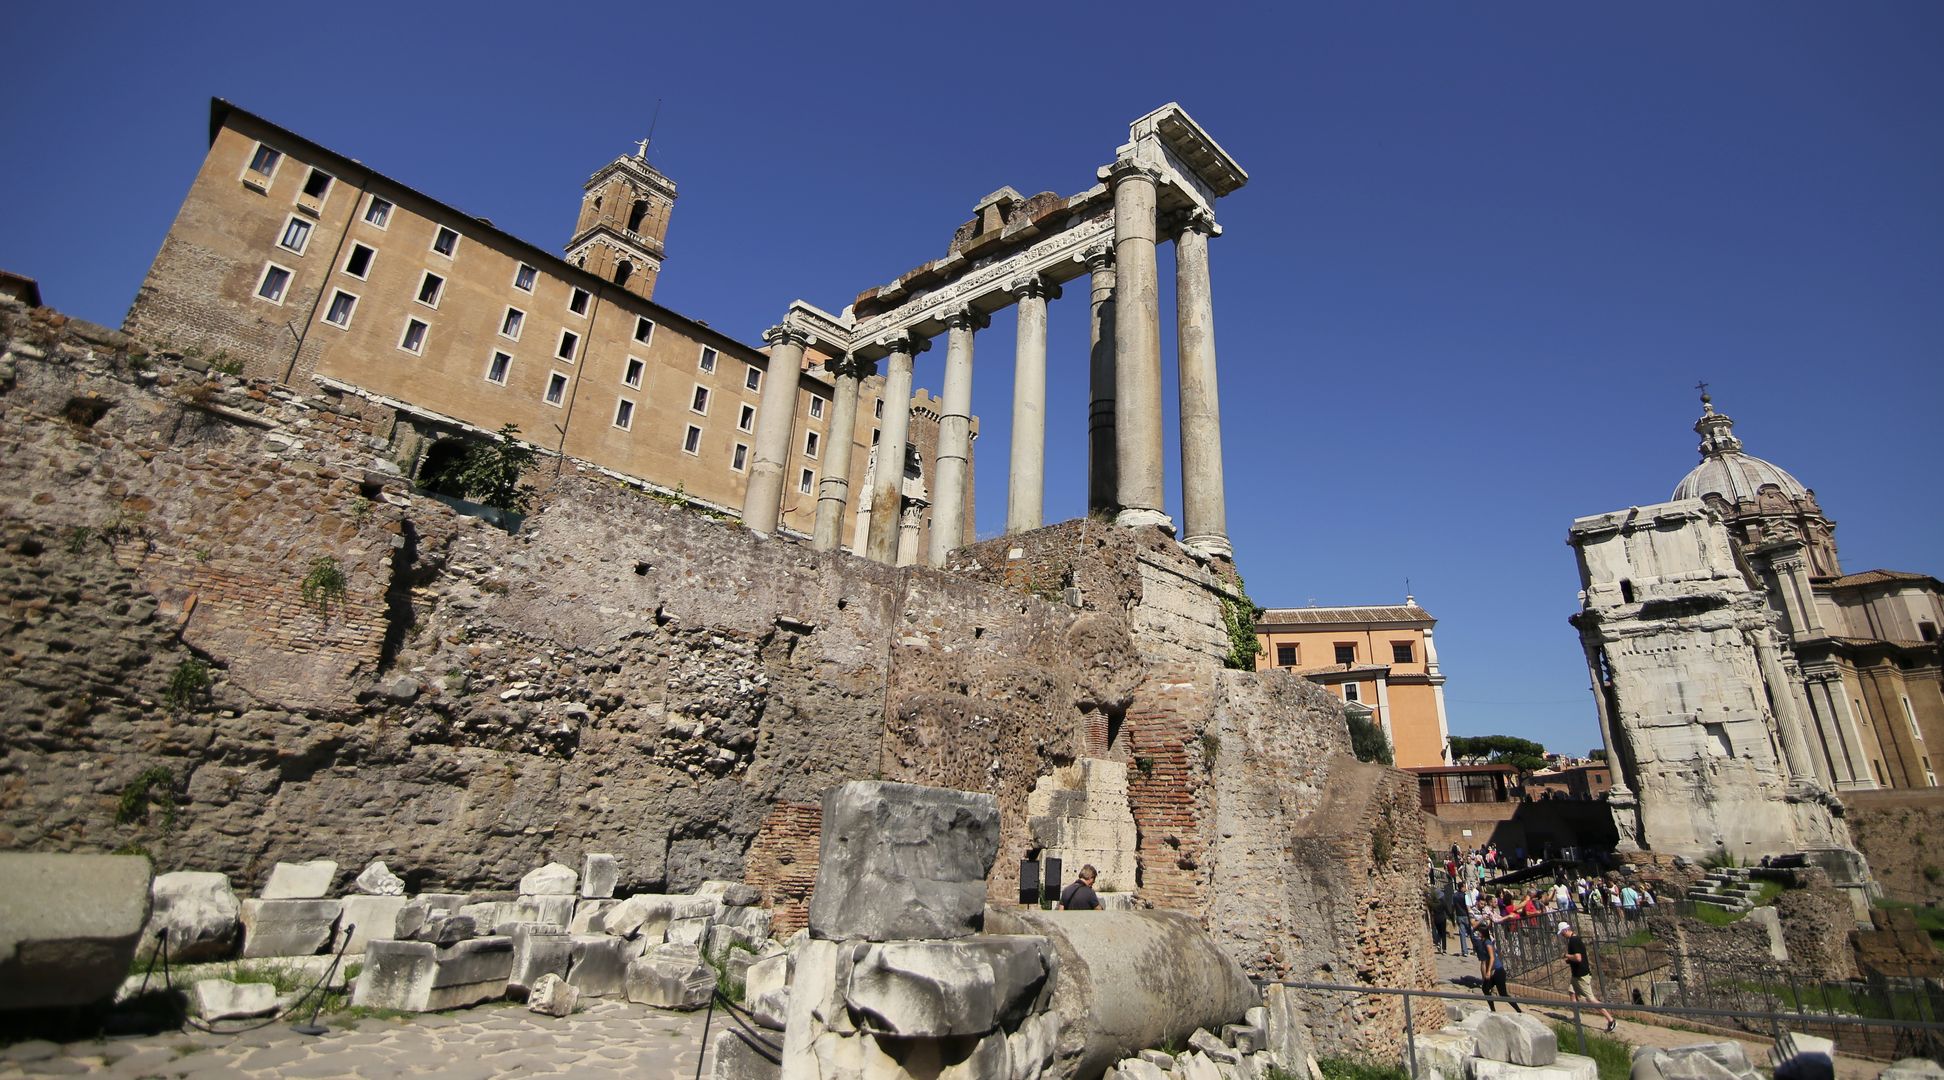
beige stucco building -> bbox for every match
[1254,601,1452,768]
[124,100,972,552]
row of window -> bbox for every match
[1270,641,1417,668]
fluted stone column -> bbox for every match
[1172,213,1231,559]
[1108,162,1169,532]
[865,334,926,564]
[1581,642,1634,798]
[897,500,927,568]
[929,308,986,566]
[813,355,870,552]
[741,324,808,535]
[1085,247,1117,517]
[1007,277,1059,535]
[1750,630,1818,785]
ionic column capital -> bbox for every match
[1099,159,1164,187]
[763,324,812,350]
[1008,275,1063,303]
[941,307,991,333]
[1163,209,1221,239]
[877,331,931,357]
[825,354,876,381]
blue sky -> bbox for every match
[4,3,1940,755]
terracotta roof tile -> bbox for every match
[1258,604,1435,625]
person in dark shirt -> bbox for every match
[1557,922,1616,1031]
[1474,916,1521,1013]
[1058,864,1102,910]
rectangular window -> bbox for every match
[683,425,702,455]
[874,399,884,419]
[416,271,445,308]
[809,397,825,419]
[1276,644,1297,667]
[513,264,537,292]
[745,366,761,391]
[278,216,312,254]
[364,196,392,228]
[246,143,281,178]
[568,287,590,315]
[1906,697,1922,740]
[633,317,655,344]
[322,289,358,328]
[804,430,820,459]
[1392,642,1414,664]
[731,443,748,472]
[613,398,635,431]
[691,385,709,414]
[737,404,755,432]
[1344,683,1362,703]
[499,307,524,340]
[698,346,717,373]
[485,351,512,385]
[544,372,568,405]
[557,330,579,361]
[255,263,292,305]
[623,357,644,388]
[798,469,815,494]
[1334,643,1356,666]
[431,226,459,257]
[301,167,333,200]
[398,318,428,354]
[343,243,375,279]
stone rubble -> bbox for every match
[141,870,241,963]
[190,977,278,1020]
[0,853,153,1010]
[354,860,407,896]
[260,860,338,900]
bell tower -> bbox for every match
[566,140,675,302]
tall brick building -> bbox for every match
[125,100,972,546]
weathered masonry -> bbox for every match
[741,104,1247,568]
[124,100,966,550]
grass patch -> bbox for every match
[1549,1021,1631,1080]
[1317,1057,1409,1080]
[1689,904,1749,927]
[1618,928,1656,948]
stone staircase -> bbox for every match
[1685,866,1764,912]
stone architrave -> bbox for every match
[580,854,619,899]
[141,870,240,963]
[0,853,153,1010]
[354,937,515,1013]
[565,934,630,998]
[508,924,573,997]
[514,893,575,928]
[260,860,337,900]
[239,898,342,958]
[625,945,716,1009]
[603,893,714,941]
[806,781,1000,942]
[1469,1012,1558,1067]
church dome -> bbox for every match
[1672,394,1811,504]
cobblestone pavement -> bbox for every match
[0,1000,714,1079]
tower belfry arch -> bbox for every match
[740,103,1249,566]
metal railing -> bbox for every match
[1261,979,1944,1078]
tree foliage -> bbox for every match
[1448,734,1547,773]
[1347,708,1393,766]
[432,424,539,514]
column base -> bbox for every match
[1114,507,1175,534]
[1182,533,1232,560]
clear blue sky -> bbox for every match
[5,3,1940,755]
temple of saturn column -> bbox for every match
[740,103,1248,565]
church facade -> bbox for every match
[124,99,971,551]
[1566,394,1940,863]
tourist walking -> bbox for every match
[1557,922,1617,1032]
[1474,917,1522,1013]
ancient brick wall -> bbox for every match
[1776,876,1860,981]
[2,302,1439,1056]
[1843,788,1944,906]
[742,802,823,937]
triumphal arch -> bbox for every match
[740,104,1248,565]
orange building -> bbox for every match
[1255,599,1453,768]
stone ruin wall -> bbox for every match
[1843,788,1944,907]
[0,300,1437,1056]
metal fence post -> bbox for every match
[1403,988,1417,1080]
